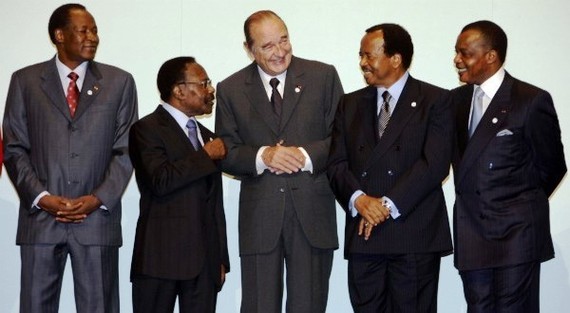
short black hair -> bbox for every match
[157,57,196,102]
[366,23,414,69]
[461,20,508,64]
[48,3,86,44]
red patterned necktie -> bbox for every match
[67,72,79,117]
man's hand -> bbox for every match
[203,138,226,160]
[55,194,102,223]
[354,194,391,227]
[38,195,77,217]
[261,145,305,174]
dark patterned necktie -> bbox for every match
[378,91,392,139]
[67,72,79,117]
[269,78,283,118]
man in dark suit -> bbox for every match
[2,4,138,312]
[129,57,229,313]
[215,10,343,313]
[452,20,566,313]
[327,24,453,313]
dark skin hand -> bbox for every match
[39,194,102,223]
[355,194,391,240]
[203,138,227,160]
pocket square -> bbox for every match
[496,129,514,136]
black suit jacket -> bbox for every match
[452,72,566,271]
[129,106,229,288]
[328,75,453,257]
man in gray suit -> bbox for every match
[3,3,138,312]
[215,10,343,313]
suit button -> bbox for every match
[361,172,367,178]
[479,214,486,220]
[475,190,480,195]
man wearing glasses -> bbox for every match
[129,57,229,313]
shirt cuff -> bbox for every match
[33,191,50,209]
[297,147,313,173]
[382,196,401,219]
[256,146,270,175]
[349,190,365,217]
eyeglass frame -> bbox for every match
[177,78,212,89]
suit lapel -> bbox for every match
[243,62,280,136]
[73,61,102,120]
[40,58,71,120]
[366,76,423,169]
[456,75,514,184]
[155,106,197,153]
[280,57,304,133]
[355,86,378,151]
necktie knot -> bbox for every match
[186,119,200,151]
[68,72,79,82]
[381,91,392,113]
[269,78,280,89]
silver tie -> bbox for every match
[378,91,392,139]
[469,86,485,138]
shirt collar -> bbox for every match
[477,67,505,99]
[376,71,409,106]
[55,55,88,90]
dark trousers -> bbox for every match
[132,265,217,313]
[348,253,442,313]
[460,261,540,313]
[240,200,333,313]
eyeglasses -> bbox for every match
[177,78,212,89]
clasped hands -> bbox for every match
[355,194,391,240]
[38,194,102,223]
[261,144,306,175]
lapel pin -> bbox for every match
[295,85,302,93]
[87,90,93,95]
[492,117,498,124]
[411,101,417,108]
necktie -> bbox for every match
[186,119,200,151]
[469,86,485,138]
[269,78,283,118]
[67,72,79,117]
[378,91,392,139]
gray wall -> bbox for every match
[1,1,568,312]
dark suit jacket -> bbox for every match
[129,106,229,287]
[328,76,453,257]
[3,57,138,247]
[215,56,343,255]
[451,72,566,271]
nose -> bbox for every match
[359,56,367,68]
[453,53,461,65]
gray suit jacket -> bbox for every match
[3,57,138,246]
[215,56,343,255]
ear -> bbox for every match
[243,42,255,61]
[486,49,498,64]
[390,53,403,69]
[54,29,65,44]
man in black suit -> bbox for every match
[129,57,230,313]
[327,24,453,313]
[452,20,566,313]
[215,10,343,313]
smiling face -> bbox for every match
[359,30,402,88]
[246,15,292,76]
[55,9,99,69]
[454,29,499,85]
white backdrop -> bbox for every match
[1,1,569,312]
